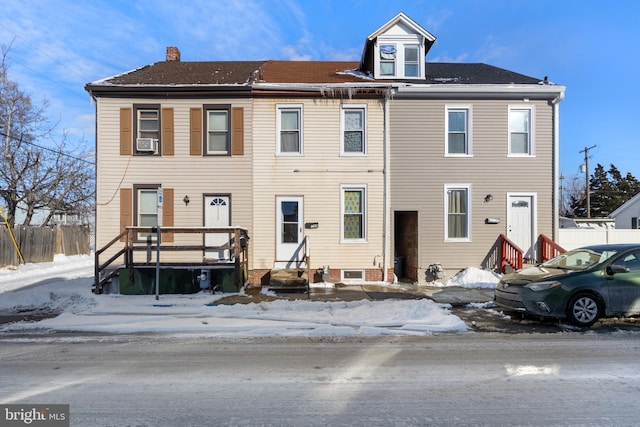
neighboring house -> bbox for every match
[371,14,566,280]
[251,61,392,284]
[86,12,565,292]
[85,54,257,280]
[610,193,640,229]
[13,204,90,226]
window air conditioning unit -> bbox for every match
[136,138,158,152]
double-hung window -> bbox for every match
[445,185,471,241]
[379,44,396,76]
[136,186,160,240]
[134,104,160,154]
[341,185,366,242]
[404,45,420,77]
[446,105,471,156]
[341,105,366,155]
[509,106,534,156]
[277,104,303,155]
[205,105,230,155]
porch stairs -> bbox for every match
[268,268,309,293]
[499,233,565,273]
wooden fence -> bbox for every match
[0,224,91,267]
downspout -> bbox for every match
[551,91,565,242]
[382,89,391,283]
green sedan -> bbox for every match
[494,244,640,327]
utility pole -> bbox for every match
[559,174,565,216]
[579,145,597,218]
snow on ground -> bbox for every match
[0,255,498,337]
[437,267,502,289]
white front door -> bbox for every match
[507,194,536,259]
[276,196,304,266]
[204,195,231,261]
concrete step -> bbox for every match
[269,268,309,292]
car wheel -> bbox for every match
[567,293,601,327]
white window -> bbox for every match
[341,105,366,155]
[137,109,159,140]
[446,105,472,156]
[134,104,160,155]
[509,106,534,156]
[341,185,366,242]
[404,45,420,77]
[341,270,365,283]
[137,187,159,240]
[276,105,303,155]
[376,40,423,79]
[445,185,471,241]
[379,44,396,76]
[206,108,229,155]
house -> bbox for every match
[370,13,566,280]
[86,12,565,293]
[85,54,259,292]
[610,193,640,229]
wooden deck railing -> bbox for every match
[539,233,566,263]
[500,233,523,273]
[94,226,249,294]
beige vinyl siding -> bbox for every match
[390,99,555,277]
[251,97,389,272]
[95,97,253,263]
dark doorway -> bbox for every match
[394,211,418,282]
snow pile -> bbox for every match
[0,255,486,336]
[434,267,501,289]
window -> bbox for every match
[136,187,159,240]
[404,45,419,77]
[205,106,230,155]
[379,44,396,76]
[509,107,533,155]
[134,104,160,154]
[376,40,423,79]
[342,270,364,282]
[277,105,303,155]
[445,185,471,241]
[341,105,366,155]
[342,186,366,242]
[446,106,471,155]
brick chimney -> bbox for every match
[166,46,181,62]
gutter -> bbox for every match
[395,84,567,100]
[551,90,566,241]
[382,91,391,283]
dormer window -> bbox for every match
[375,40,424,79]
[404,45,419,77]
[379,45,396,76]
[361,12,436,80]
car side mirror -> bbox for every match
[607,264,629,275]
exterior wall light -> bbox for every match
[484,194,493,203]
[183,195,190,206]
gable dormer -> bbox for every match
[359,12,436,80]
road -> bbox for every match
[1,333,640,426]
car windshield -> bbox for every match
[541,248,618,270]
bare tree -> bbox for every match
[0,42,94,228]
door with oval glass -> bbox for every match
[204,195,231,261]
[507,194,536,260]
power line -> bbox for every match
[0,131,95,165]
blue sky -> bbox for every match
[1,0,638,187]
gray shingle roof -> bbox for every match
[86,59,543,91]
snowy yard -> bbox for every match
[0,255,500,336]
